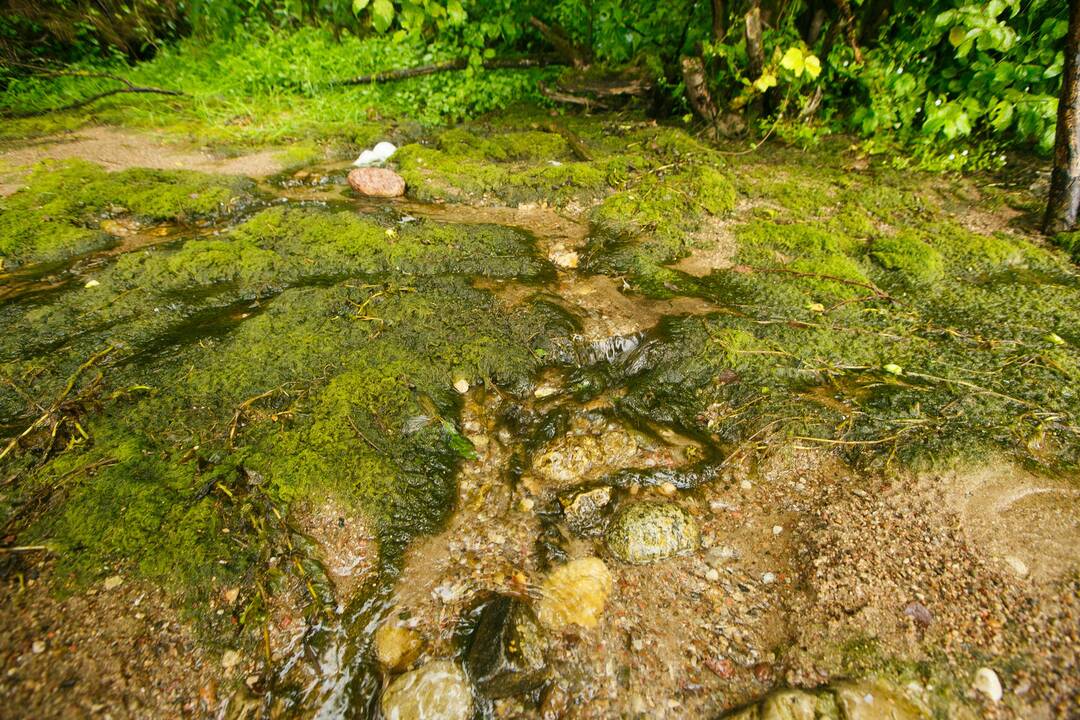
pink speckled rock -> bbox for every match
[347,167,405,197]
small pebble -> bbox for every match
[534,385,559,399]
[761,572,776,584]
[972,667,1002,703]
[221,650,241,670]
[1004,556,1029,578]
[518,497,535,512]
[84,279,100,288]
[659,481,677,496]
[739,480,752,491]
[453,378,470,394]
[31,641,45,654]
[103,575,123,591]
[772,525,783,535]
[705,568,720,582]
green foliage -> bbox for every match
[848,0,1065,159]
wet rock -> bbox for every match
[558,484,614,536]
[347,167,405,197]
[551,249,579,269]
[533,430,638,485]
[536,557,612,630]
[759,688,821,719]
[722,681,928,720]
[465,595,547,698]
[971,667,1002,703]
[705,545,738,568]
[374,621,423,673]
[380,660,473,720]
[832,680,927,720]
[605,501,700,564]
[902,601,933,627]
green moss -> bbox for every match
[0,159,257,267]
[584,164,737,292]
[1055,230,1080,263]
[870,232,945,284]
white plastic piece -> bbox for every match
[353,141,398,167]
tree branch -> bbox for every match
[0,62,184,118]
[338,54,567,86]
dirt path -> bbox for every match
[0,126,286,195]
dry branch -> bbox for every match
[339,54,568,86]
[0,63,184,118]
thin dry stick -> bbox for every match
[1,63,184,118]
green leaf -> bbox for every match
[372,0,395,33]
[753,72,777,92]
[781,47,805,77]
[352,0,370,14]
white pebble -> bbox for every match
[972,667,1003,703]
[772,525,783,535]
[739,480,752,491]
[453,378,469,394]
[761,572,776,584]
[1004,556,1028,578]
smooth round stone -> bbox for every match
[380,660,473,720]
[605,501,700,564]
[347,167,406,197]
[374,621,422,672]
[536,557,612,630]
[972,667,1003,703]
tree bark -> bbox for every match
[745,4,765,80]
[712,0,726,42]
[1044,0,1080,234]
[682,56,719,124]
[833,0,864,63]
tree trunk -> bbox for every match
[745,4,764,80]
[1045,0,1080,235]
[712,0,726,42]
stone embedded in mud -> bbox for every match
[465,595,548,698]
[536,557,613,631]
[605,501,700,564]
[971,667,1003,703]
[832,680,928,720]
[374,621,423,673]
[380,660,473,720]
[533,430,639,486]
[558,484,614,536]
[759,688,822,720]
[721,680,928,720]
[347,167,405,197]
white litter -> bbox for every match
[353,141,397,167]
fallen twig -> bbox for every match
[339,54,566,86]
[1,62,184,118]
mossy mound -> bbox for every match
[0,200,570,627]
[0,159,258,268]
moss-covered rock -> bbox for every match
[0,159,257,267]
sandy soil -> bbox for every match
[0,127,286,195]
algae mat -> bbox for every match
[0,119,1078,719]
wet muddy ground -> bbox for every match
[1,123,1078,720]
